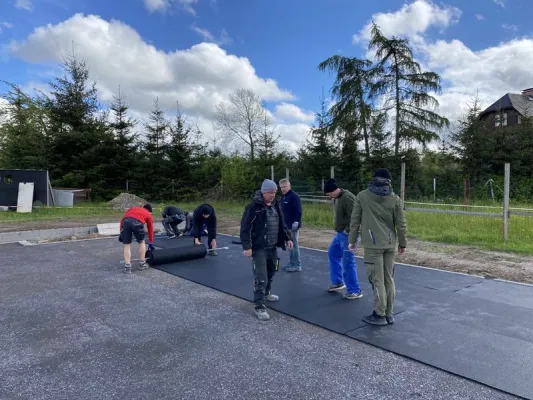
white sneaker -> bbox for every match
[255,307,270,320]
[266,293,279,302]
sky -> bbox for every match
[1,0,532,153]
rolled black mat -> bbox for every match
[146,244,207,266]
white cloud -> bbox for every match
[191,24,232,45]
[494,0,505,7]
[352,0,461,44]
[7,13,306,152]
[475,14,484,21]
[274,102,315,124]
[15,0,33,11]
[352,0,533,131]
[0,22,14,33]
[143,0,198,15]
[502,24,519,32]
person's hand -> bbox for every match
[291,222,299,231]
[211,239,216,249]
[194,238,201,245]
[398,247,405,255]
[287,240,293,249]
[243,249,252,257]
[148,243,155,251]
[348,243,357,253]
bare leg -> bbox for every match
[123,244,131,264]
[139,241,146,262]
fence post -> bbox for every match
[330,166,335,179]
[400,162,406,208]
[271,165,274,181]
[286,168,289,179]
[503,162,510,242]
[433,177,436,202]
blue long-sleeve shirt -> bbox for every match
[281,190,303,230]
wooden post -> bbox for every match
[503,163,510,242]
[463,178,468,205]
[330,166,335,179]
[286,168,289,179]
[271,165,274,181]
[400,162,406,208]
[433,177,436,202]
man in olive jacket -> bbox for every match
[348,168,407,326]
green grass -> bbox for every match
[2,199,532,254]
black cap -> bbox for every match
[373,168,392,180]
[323,178,339,193]
[143,203,153,212]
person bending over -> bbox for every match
[190,203,217,255]
[240,179,293,321]
[161,205,187,238]
[119,203,155,274]
[348,168,407,326]
[323,179,363,300]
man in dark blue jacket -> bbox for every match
[240,179,293,320]
[190,203,217,255]
[279,178,303,272]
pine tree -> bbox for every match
[369,22,449,155]
[108,86,138,190]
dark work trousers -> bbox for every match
[252,247,279,309]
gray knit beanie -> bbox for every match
[261,179,278,193]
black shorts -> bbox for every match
[120,217,146,244]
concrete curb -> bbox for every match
[0,222,167,245]
[0,226,99,244]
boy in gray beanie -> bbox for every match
[240,179,293,320]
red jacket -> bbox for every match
[120,207,155,243]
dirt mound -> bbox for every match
[108,193,148,211]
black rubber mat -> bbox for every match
[151,234,533,399]
[152,235,192,249]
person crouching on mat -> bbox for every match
[240,179,293,321]
[161,205,187,238]
[119,203,155,274]
[190,203,217,256]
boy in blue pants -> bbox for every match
[324,179,362,300]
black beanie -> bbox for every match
[323,178,339,193]
[143,203,153,212]
[200,205,212,215]
[373,168,392,180]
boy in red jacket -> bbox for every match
[119,203,155,274]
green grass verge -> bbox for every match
[1,200,532,254]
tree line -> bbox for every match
[1,23,533,203]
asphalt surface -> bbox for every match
[0,237,520,400]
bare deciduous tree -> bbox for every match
[215,88,267,161]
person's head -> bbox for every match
[373,168,392,182]
[324,178,341,199]
[200,205,212,219]
[261,179,278,204]
[279,178,291,195]
[143,203,153,213]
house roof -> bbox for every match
[479,92,533,117]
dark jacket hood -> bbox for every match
[368,177,393,198]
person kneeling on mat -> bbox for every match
[190,203,217,256]
[161,205,187,238]
[119,203,155,274]
[240,179,293,321]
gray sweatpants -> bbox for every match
[252,247,279,309]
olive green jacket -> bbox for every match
[348,188,407,249]
[333,189,356,233]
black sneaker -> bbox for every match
[386,315,394,324]
[123,264,132,274]
[328,283,346,292]
[362,311,388,326]
[139,261,149,270]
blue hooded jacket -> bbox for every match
[281,189,303,230]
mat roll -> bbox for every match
[146,244,207,266]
